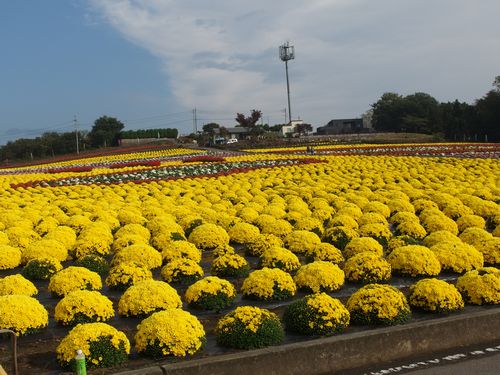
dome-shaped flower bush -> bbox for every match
[387,245,441,277]
[346,284,411,325]
[241,267,296,301]
[457,214,486,233]
[343,237,384,259]
[215,306,284,349]
[118,279,182,317]
[48,266,102,297]
[244,234,283,256]
[75,254,110,275]
[260,219,294,238]
[0,274,38,296]
[161,258,204,284]
[358,223,392,248]
[387,235,420,254]
[185,276,236,311]
[44,225,77,250]
[472,237,500,266]
[188,223,230,250]
[260,246,301,272]
[22,238,68,264]
[112,244,162,270]
[293,216,324,236]
[111,234,148,253]
[54,290,115,326]
[0,295,48,335]
[114,223,151,241]
[0,244,22,270]
[395,221,427,240]
[456,267,500,305]
[228,222,260,244]
[323,226,359,250]
[430,242,484,273]
[327,214,359,230]
[5,226,40,250]
[283,293,350,336]
[363,201,391,218]
[306,242,344,264]
[56,322,130,369]
[135,309,206,357]
[421,214,459,235]
[284,230,322,255]
[294,261,345,293]
[422,230,462,248]
[358,212,388,227]
[105,262,152,290]
[344,252,392,284]
[160,240,202,263]
[211,252,250,278]
[408,278,464,313]
[22,256,63,280]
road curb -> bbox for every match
[114,307,500,375]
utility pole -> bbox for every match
[192,108,198,133]
[74,115,80,154]
[279,42,295,124]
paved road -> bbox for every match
[405,352,500,374]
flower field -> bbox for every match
[0,143,499,373]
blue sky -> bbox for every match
[1,0,500,145]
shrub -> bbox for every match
[283,230,322,255]
[346,284,411,325]
[395,221,427,240]
[160,240,202,263]
[244,234,283,256]
[185,276,236,311]
[306,242,344,264]
[358,223,392,248]
[323,226,359,250]
[161,258,204,284]
[228,222,260,244]
[241,268,296,301]
[22,239,68,264]
[0,274,38,296]
[112,244,162,270]
[188,223,230,250]
[105,262,152,290]
[343,237,383,259]
[48,266,102,297]
[344,252,392,284]
[54,290,115,326]
[423,230,462,247]
[294,261,345,293]
[387,245,441,277]
[0,244,22,270]
[283,293,350,335]
[215,306,284,349]
[211,252,250,278]
[135,309,206,357]
[430,242,484,273]
[408,278,464,313]
[457,214,486,233]
[118,279,182,317]
[259,246,301,272]
[75,254,110,275]
[387,235,420,254]
[0,295,48,335]
[456,267,500,305]
[22,257,63,280]
[56,323,130,369]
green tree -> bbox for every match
[475,82,500,142]
[88,116,124,148]
[235,110,262,127]
[371,93,406,132]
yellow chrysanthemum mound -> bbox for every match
[188,223,230,250]
[0,274,38,296]
[430,242,484,273]
[105,262,152,290]
[241,267,296,301]
[408,278,464,313]
[5,226,41,250]
[111,234,148,253]
[160,240,202,263]
[118,279,182,317]
[395,220,427,240]
[363,201,391,218]
[456,214,486,233]
[228,222,260,244]
[260,246,301,272]
[344,252,392,284]
[112,244,162,270]
[114,223,151,242]
[22,238,68,264]
[215,306,284,349]
[387,245,441,277]
[161,258,204,284]
[343,237,384,259]
[323,226,359,250]
[54,290,114,326]
[306,242,344,264]
[283,230,322,255]
[423,230,462,248]
[211,252,249,278]
[421,214,459,235]
[48,266,102,297]
[56,323,130,368]
[346,284,411,325]
[0,231,9,245]
[44,225,77,250]
[0,295,48,335]
[244,234,284,256]
[135,309,206,357]
[471,237,500,266]
[456,267,500,305]
[185,276,236,311]
[22,256,63,280]
[294,261,345,293]
[283,293,350,336]
[358,223,392,247]
[0,244,22,270]
[328,214,359,230]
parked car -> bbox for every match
[226,138,238,144]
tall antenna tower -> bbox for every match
[279,41,295,124]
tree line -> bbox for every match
[0,116,178,162]
[371,76,500,141]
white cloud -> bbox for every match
[89,0,500,128]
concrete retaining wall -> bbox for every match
[115,308,500,375]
